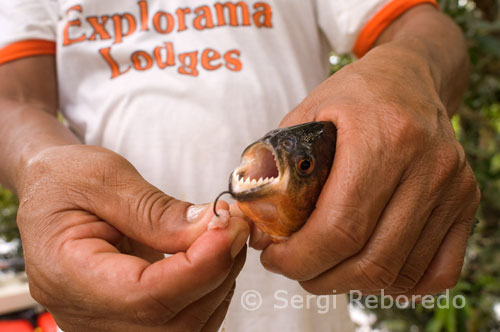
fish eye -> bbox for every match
[297,158,314,175]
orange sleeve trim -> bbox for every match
[353,0,439,58]
[0,39,56,65]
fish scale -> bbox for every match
[214,121,337,241]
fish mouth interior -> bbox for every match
[232,144,280,193]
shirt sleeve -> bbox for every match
[0,0,57,64]
[316,0,438,57]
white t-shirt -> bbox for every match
[0,0,436,331]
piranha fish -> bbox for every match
[214,121,337,242]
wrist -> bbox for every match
[16,143,81,198]
[361,40,439,93]
[368,4,469,115]
[349,42,451,119]
[0,102,81,194]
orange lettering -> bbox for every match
[253,3,273,28]
[111,13,137,44]
[63,5,86,46]
[215,2,250,27]
[178,51,199,76]
[154,42,176,69]
[153,11,175,34]
[201,49,222,70]
[99,47,131,79]
[87,16,111,41]
[138,0,149,31]
[132,51,153,71]
[193,6,215,30]
[176,8,192,32]
[224,49,242,71]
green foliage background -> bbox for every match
[0,187,18,242]
[0,0,499,330]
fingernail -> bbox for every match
[186,204,209,223]
[231,231,248,258]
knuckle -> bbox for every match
[131,188,177,238]
[388,259,424,293]
[131,295,176,326]
[431,268,461,291]
[464,167,480,194]
[134,189,163,230]
[279,210,372,282]
[435,142,463,174]
[266,247,322,281]
[28,283,50,309]
[266,255,311,281]
[326,210,371,256]
[386,111,427,151]
[472,184,481,206]
[389,273,419,293]
[357,257,398,290]
[299,280,326,295]
[282,265,315,282]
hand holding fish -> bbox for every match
[15,144,249,331]
[253,6,480,297]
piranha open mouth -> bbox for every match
[231,143,280,193]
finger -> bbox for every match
[199,288,234,332]
[260,125,404,280]
[137,216,247,315]
[168,248,246,331]
[298,174,438,294]
[387,168,480,293]
[229,203,245,218]
[116,238,165,263]
[357,204,460,296]
[100,184,225,253]
[230,203,272,250]
[75,147,227,253]
[398,192,480,297]
[249,222,272,250]
[55,213,249,325]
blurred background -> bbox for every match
[1,0,499,331]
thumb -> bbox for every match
[83,152,227,253]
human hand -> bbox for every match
[17,145,249,332]
[254,46,480,296]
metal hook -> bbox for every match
[213,191,234,216]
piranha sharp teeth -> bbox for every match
[226,121,337,241]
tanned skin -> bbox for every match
[256,5,480,297]
[0,3,479,331]
[0,58,250,332]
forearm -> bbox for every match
[0,56,79,193]
[366,4,469,115]
[0,104,79,192]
